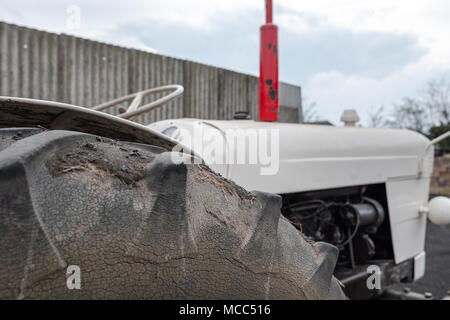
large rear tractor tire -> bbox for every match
[0,128,346,299]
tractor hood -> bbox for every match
[150,119,434,195]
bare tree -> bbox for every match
[422,76,450,126]
[390,97,429,134]
[388,74,450,134]
[367,105,387,128]
[302,98,321,123]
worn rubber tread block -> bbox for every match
[0,128,43,152]
[0,98,176,151]
[0,129,346,299]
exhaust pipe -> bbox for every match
[259,0,279,122]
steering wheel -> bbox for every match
[93,85,184,122]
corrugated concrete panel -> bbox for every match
[278,106,300,124]
[279,82,302,123]
[0,21,302,125]
[0,23,7,96]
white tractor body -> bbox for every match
[150,118,436,275]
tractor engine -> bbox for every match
[281,186,387,267]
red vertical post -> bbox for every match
[266,0,273,23]
[259,0,279,121]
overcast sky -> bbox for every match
[1,0,450,124]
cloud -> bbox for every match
[105,9,429,125]
[108,9,427,79]
[280,26,427,82]
[103,9,261,76]
[304,58,449,125]
[1,0,450,125]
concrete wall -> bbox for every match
[279,83,302,123]
[0,21,302,125]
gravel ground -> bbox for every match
[390,222,450,299]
